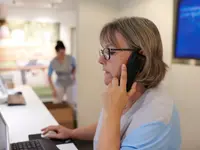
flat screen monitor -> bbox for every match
[175,0,200,59]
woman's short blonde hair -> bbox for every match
[100,17,168,88]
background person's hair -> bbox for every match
[55,40,65,52]
[0,19,6,27]
[100,17,168,89]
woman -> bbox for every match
[43,17,181,150]
[48,40,76,110]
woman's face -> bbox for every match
[57,49,65,57]
[98,32,131,85]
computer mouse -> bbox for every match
[15,91,22,95]
[41,131,57,139]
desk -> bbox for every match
[0,85,77,150]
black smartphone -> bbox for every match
[126,52,146,92]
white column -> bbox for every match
[76,0,119,127]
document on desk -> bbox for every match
[7,89,18,95]
[57,143,78,150]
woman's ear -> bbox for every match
[139,50,144,55]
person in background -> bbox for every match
[48,40,76,110]
[43,17,181,150]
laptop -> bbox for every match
[0,112,59,150]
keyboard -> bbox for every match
[11,140,44,150]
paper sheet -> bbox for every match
[7,89,18,95]
[56,143,78,150]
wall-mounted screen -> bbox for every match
[175,0,200,59]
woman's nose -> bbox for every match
[98,55,106,65]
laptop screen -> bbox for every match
[0,113,8,150]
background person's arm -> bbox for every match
[71,56,76,75]
[48,62,56,97]
[48,76,56,92]
[71,56,76,81]
[71,123,97,140]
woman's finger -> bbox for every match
[112,77,118,87]
[108,82,112,88]
[41,127,47,131]
[120,64,127,91]
[128,82,137,97]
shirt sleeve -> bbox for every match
[48,62,54,77]
[121,121,180,150]
[71,56,76,69]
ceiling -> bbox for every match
[6,0,77,10]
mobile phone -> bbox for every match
[126,52,146,92]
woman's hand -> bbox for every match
[102,64,137,117]
[41,125,73,139]
[98,64,137,150]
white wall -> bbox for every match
[0,3,7,19]
[170,64,200,150]
[76,0,119,126]
[60,25,72,54]
[120,0,200,149]
[120,0,173,66]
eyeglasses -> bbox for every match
[99,48,141,60]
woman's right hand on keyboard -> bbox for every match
[41,125,73,139]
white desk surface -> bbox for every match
[0,85,77,150]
